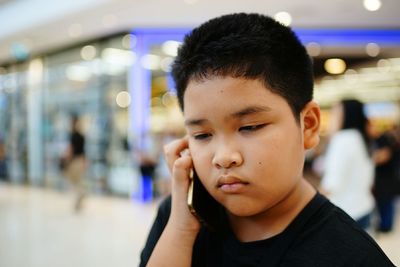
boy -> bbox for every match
[140,13,395,266]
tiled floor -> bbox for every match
[0,182,399,267]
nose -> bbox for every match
[212,140,243,169]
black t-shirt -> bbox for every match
[139,193,395,267]
[70,131,85,157]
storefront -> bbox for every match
[0,28,399,199]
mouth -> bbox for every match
[217,175,249,193]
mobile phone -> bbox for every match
[187,168,223,232]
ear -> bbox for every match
[301,101,321,149]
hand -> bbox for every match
[146,137,200,266]
[163,136,201,234]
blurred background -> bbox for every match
[0,0,399,266]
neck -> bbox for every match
[228,179,316,242]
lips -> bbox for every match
[217,175,249,193]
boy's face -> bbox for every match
[184,76,319,217]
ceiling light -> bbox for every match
[363,0,382,11]
[306,42,321,57]
[162,92,177,107]
[160,57,174,72]
[102,48,136,66]
[344,69,358,83]
[377,59,391,72]
[10,42,29,61]
[116,91,131,108]
[140,54,161,70]
[345,69,357,75]
[162,41,181,57]
[365,43,380,57]
[324,58,346,74]
[274,11,292,26]
[122,34,137,49]
[81,45,97,61]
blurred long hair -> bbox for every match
[341,99,371,155]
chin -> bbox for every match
[224,201,263,218]
[228,209,258,218]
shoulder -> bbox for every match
[326,130,359,156]
[327,130,367,159]
[139,196,171,267]
[283,201,394,266]
[331,129,362,145]
[153,196,171,228]
[158,195,171,214]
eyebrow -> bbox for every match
[184,105,272,126]
[185,118,208,127]
[230,106,272,118]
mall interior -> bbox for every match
[0,0,399,266]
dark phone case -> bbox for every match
[191,171,223,232]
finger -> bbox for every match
[164,137,189,173]
[172,154,193,195]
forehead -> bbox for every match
[183,76,290,118]
[185,76,268,101]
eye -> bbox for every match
[193,133,212,140]
[239,124,266,132]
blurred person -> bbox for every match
[153,131,176,198]
[320,99,375,230]
[61,115,87,212]
[154,128,184,197]
[0,137,7,181]
[136,132,159,200]
[140,14,394,267]
[154,152,170,198]
[372,125,400,233]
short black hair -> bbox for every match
[172,13,314,119]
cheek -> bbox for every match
[245,132,282,160]
[250,129,303,177]
[242,137,280,181]
[189,143,212,177]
